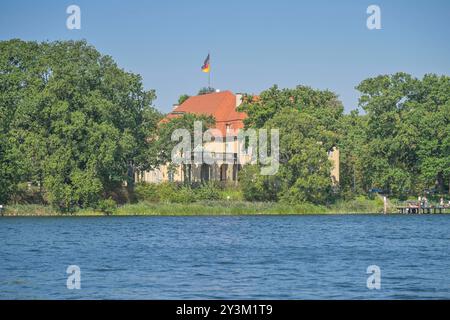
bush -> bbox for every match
[219,186,243,201]
[238,165,279,201]
[135,181,228,203]
[157,182,181,203]
[135,181,239,204]
[170,186,195,203]
[9,182,45,204]
[195,182,221,201]
[98,198,117,215]
[136,182,195,204]
[104,182,133,204]
[279,174,334,205]
[135,183,160,202]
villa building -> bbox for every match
[136,90,339,185]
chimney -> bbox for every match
[172,104,179,110]
[235,93,243,107]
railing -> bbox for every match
[397,202,449,214]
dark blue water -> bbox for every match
[0,215,449,299]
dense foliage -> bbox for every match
[238,85,343,204]
[0,39,159,210]
[1,39,448,212]
[339,73,450,198]
[135,181,227,203]
[238,75,449,203]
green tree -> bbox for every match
[238,165,279,202]
[151,113,215,164]
[356,72,450,197]
[337,110,370,197]
[149,113,215,183]
[0,39,159,210]
[239,85,343,139]
[238,85,343,204]
[0,40,41,203]
[267,109,335,204]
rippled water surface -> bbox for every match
[0,215,449,299]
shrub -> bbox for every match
[195,182,221,201]
[239,165,278,201]
[9,182,45,204]
[135,181,238,203]
[170,186,195,203]
[98,198,117,215]
[219,186,243,201]
[134,182,196,203]
[157,182,181,203]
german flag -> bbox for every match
[201,54,210,73]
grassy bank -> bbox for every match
[1,197,387,216]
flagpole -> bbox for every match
[208,51,211,88]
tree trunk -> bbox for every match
[436,172,444,194]
[127,163,136,202]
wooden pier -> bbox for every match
[397,206,448,214]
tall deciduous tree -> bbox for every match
[238,85,343,204]
[356,73,450,197]
[0,39,159,210]
[338,110,369,196]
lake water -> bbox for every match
[0,215,449,299]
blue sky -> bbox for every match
[1,0,449,113]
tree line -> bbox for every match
[238,74,449,203]
[0,40,448,210]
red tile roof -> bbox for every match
[164,90,247,136]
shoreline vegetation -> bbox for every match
[4,182,448,216]
[1,40,449,216]
[0,197,410,216]
[3,202,449,217]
